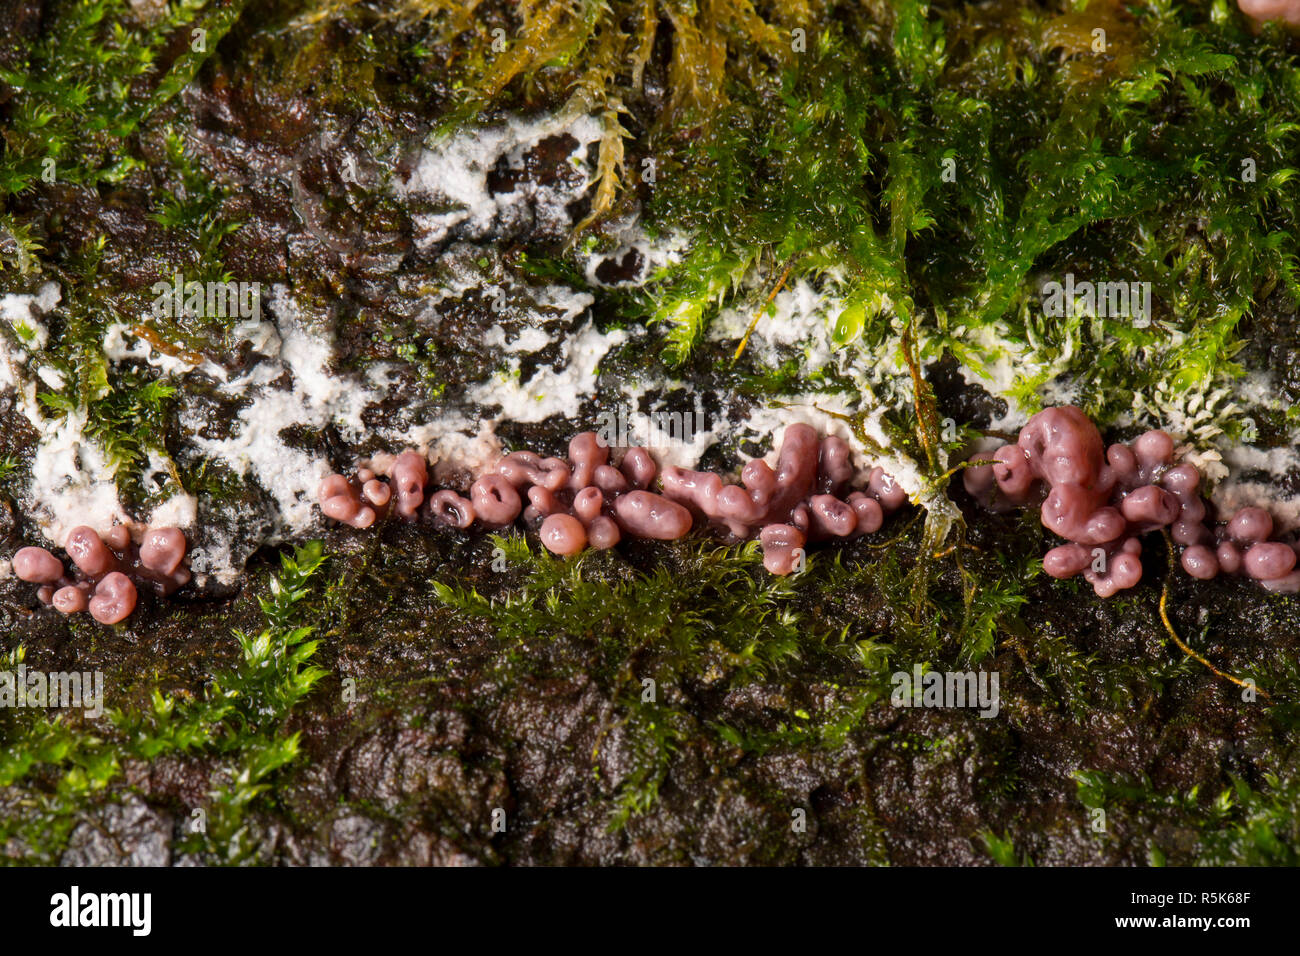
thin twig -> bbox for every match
[732,255,796,363]
[899,319,939,474]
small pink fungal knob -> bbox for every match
[760,524,807,576]
[572,486,604,525]
[1043,542,1093,579]
[13,546,65,584]
[846,493,883,536]
[64,525,119,576]
[88,572,137,625]
[318,474,375,528]
[1238,0,1300,26]
[1243,542,1297,581]
[587,516,621,550]
[497,451,571,492]
[540,513,587,556]
[613,491,693,540]
[140,527,187,576]
[619,447,656,490]
[567,431,608,489]
[428,490,475,529]
[1180,545,1219,581]
[867,466,907,511]
[1082,539,1144,598]
[362,479,391,508]
[52,585,90,614]
[807,494,858,539]
[391,450,428,519]
[470,474,522,527]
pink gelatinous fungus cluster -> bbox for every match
[12,525,190,624]
[316,424,907,575]
[18,407,1286,622]
[964,406,1300,597]
[1237,0,1300,27]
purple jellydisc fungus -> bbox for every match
[1238,0,1300,26]
[52,585,90,614]
[540,513,587,555]
[846,493,884,535]
[10,525,191,624]
[316,424,907,575]
[613,490,694,540]
[13,546,65,584]
[759,524,806,575]
[392,450,429,519]
[65,525,120,577]
[309,405,1299,596]
[15,403,1287,625]
[497,450,571,492]
[470,474,523,528]
[620,447,656,490]
[318,473,377,528]
[89,572,138,625]
[428,490,476,529]
[587,516,621,550]
[140,527,187,576]
[965,405,1300,597]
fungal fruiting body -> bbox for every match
[8,407,1296,624]
[1237,0,1300,27]
[319,405,1299,599]
[965,406,1300,596]
[315,424,907,576]
[11,525,190,624]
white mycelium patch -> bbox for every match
[469,316,625,423]
[579,216,690,288]
[707,274,920,406]
[188,286,377,550]
[0,281,59,351]
[27,408,131,545]
[0,284,137,546]
[709,277,838,369]
[396,112,606,250]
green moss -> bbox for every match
[0,541,330,864]
[635,0,1299,428]
[0,0,243,212]
[1072,766,1300,866]
[151,126,243,279]
[426,522,1045,825]
[980,829,1034,866]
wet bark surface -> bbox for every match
[1,0,1298,866]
